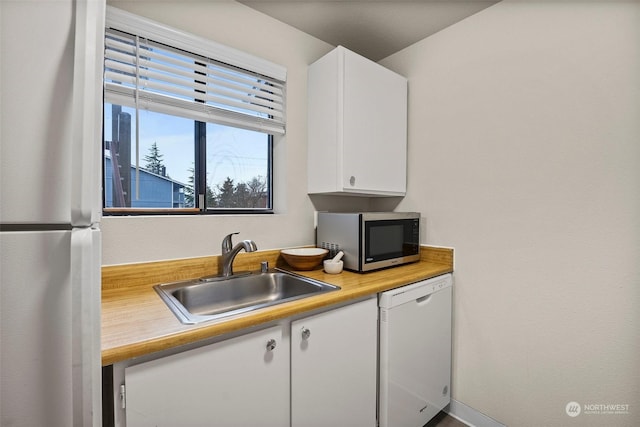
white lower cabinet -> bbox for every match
[291,297,378,427]
[123,325,289,427]
[115,298,377,427]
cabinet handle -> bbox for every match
[301,327,311,340]
[349,176,356,186]
[266,339,277,351]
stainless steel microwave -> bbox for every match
[316,212,421,272]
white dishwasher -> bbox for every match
[378,273,452,427]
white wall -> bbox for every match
[101,2,640,423]
[101,1,372,265]
[379,1,640,426]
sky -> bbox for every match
[104,105,268,188]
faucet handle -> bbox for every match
[222,232,240,253]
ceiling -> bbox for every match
[238,0,500,61]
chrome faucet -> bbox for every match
[221,232,257,277]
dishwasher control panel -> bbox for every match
[378,273,452,308]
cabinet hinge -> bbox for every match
[119,384,126,409]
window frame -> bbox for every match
[102,6,284,215]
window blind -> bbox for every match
[104,23,286,135]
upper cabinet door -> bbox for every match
[308,46,407,197]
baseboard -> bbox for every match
[445,399,506,427]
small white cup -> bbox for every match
[323,260,343,274]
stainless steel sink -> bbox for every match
[154,270,340,324]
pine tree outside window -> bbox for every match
[144,142,165,176]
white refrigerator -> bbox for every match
[0,1,105,426]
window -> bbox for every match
[103,7,286,213]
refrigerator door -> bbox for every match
[1,230,74,426]
[0,0,75,225]
[0,0,103,226]
[0,229,101,427]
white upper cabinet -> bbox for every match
[307,46,407,196]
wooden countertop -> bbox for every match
[101,246,453,366]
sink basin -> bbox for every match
[154,270,340,324]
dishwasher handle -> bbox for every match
[416,294,431,305]
[378,274,452,309]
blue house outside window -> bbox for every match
[104,157,186,208]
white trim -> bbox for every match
[105,6,286,82]
[446,399,506,427]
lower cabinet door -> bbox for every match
[124,325,289,427]
[291,298,378,427]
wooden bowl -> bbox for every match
[280,248,329,270]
